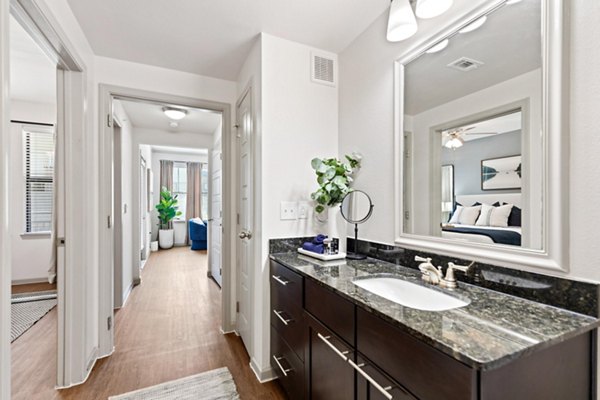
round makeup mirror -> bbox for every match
[340,190,374,260]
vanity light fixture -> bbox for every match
[162,107,187,120]
[426,39,449,54]
[415,0,453,19]
[459,16,487,34]
[386,0,418,42]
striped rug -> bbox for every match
[109,367,240,400]
[11,290,57,342]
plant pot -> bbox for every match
[158,229,174,249]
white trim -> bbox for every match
[394,0,569,274]
[11,278,49,285]
[98,85,236,361]
[249,358,276,383]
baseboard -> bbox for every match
[11,277,49,285]
[55,347,99,389]
[121,282,134,307]
[250,358,277,383]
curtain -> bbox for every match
[47,128,58,284]
[185,162,202,243]
[159,160,174,228]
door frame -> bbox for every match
[1,0,90,393]
[98,85,235,358]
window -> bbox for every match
[201,164,208,219]
[24,128,54,233]
[173,162,187,219]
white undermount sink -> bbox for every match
[353,277,470,311]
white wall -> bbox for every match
[240,33,339,378]
[9,100,56,283]
[139,144,152,261]
[149,150,208,242]
[339,2,600,284]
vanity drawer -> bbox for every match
[355,353,417,400]
[271,295,305,361]
[357,308,476,400]
[305,279,355,346]
[271,326,305,400]
[271,260,303,305]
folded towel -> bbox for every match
[302,242,324,254]
[312,234,328,245]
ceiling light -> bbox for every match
[506,0,522,4]
[415,0,453,19]
[444,137,464,149]
[426,39,449,54]
[459,16,487,34]
[169,121,179,128]
[387,0,418,42]
[162,107,187,120]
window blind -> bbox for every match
[173,162,187,218]
[25,129,54,233]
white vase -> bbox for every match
[326,206,347,254]
[158,229,174,249]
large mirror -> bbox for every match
[396,0,569,271]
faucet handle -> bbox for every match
[415,255,432,263]
[447,261,474,273]
[441,261,475,289]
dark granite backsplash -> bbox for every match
[268,237,599,317]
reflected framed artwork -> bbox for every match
[481,155,522,190]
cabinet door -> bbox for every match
[308,317,355,400]
[355,354,417,400]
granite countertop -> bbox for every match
[270,252,600,371]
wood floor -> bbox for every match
[12,247,286,399]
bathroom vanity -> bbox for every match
[269,253,599,400]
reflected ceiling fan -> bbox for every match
[442,126,497,149]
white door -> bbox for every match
[210,149,223,286]
[236,88,253,350]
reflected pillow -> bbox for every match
[502,203,522,227]
[475,204,495,226]
[448,205,463,224]
[458,205,481,225]
[489,204,513,227]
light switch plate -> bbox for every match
[298,202,310,219]
[280,201,298,220]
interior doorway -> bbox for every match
[98,87,234,360]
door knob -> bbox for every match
[239,230,252,239]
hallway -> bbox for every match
[12,247,285,399]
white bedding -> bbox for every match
[441,224,521,245]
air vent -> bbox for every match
[447,57,484,72]
[311,51,337,86]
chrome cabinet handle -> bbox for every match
[271,275,289,286]
[273,310,293,325]
[317,333,349,361]
[348,360,393,400]
[273,355,292,377]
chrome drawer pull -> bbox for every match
[273,309,293,325]
[317,333,349,361]
[348,359,393,400]
[272,275,290,286]
[273,355,292,377]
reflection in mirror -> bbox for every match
[340,190,374,260]
[402,0,543,251]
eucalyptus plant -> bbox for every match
[156,187,182,230]
[310,153,362,214]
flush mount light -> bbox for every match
[506,0,522,4]
[162,107,187,120]
[415,0,453,19]
[459,16,487,34]
[387,0,418,42]
[426,39,449,54]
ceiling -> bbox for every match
[406,0,541,115]
[65,0,390,81]
[150,145,208,155]
[117,99,222,134]
[9,15,56,104]
[442,110,522,144]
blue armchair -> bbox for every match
[189,218,207,250]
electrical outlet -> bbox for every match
[298,202,310,219]
[280,202,298,220]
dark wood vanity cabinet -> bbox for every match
[269,260,594,400]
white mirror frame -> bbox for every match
[394,0,569,273]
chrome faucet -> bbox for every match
[439,261,474,289]
[415,256,443,285]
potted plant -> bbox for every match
[155,187,182,249]
[310,153,361,243]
